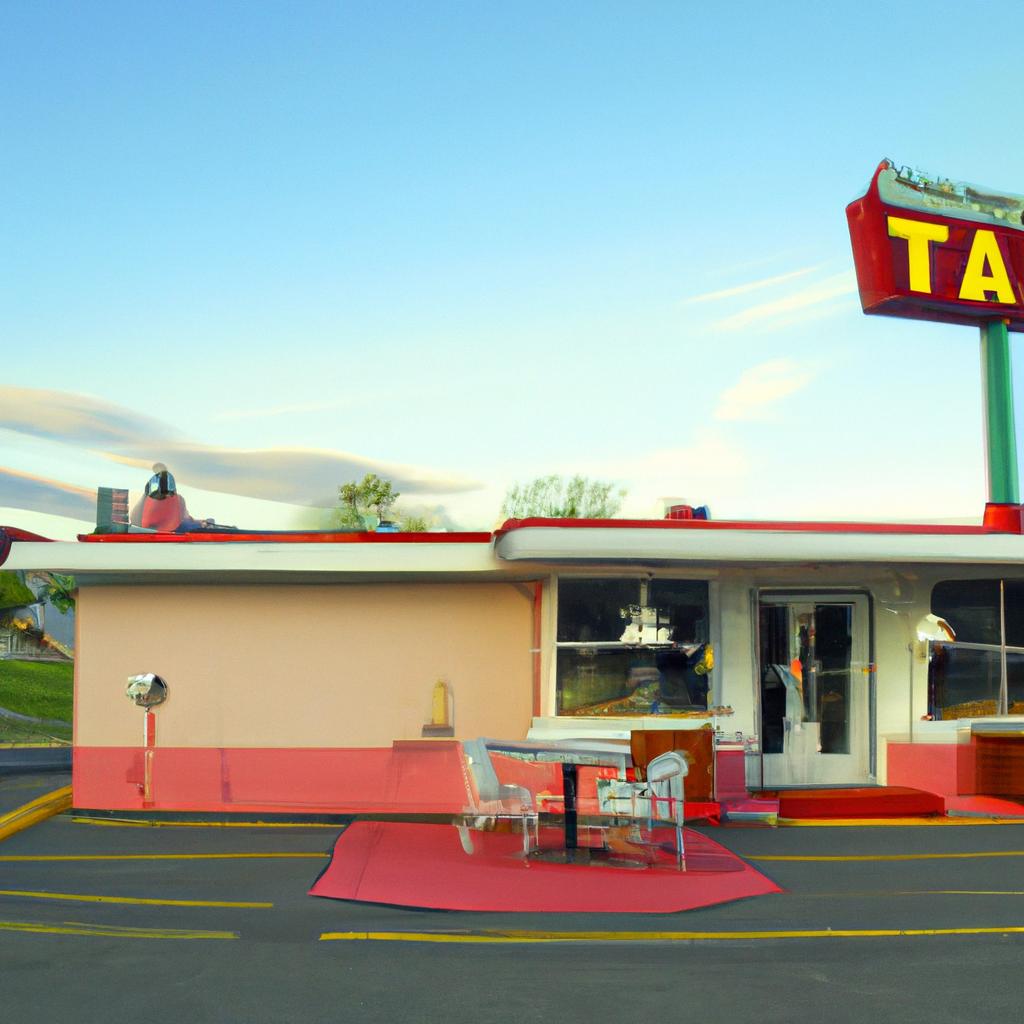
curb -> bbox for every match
[0,786,73,843]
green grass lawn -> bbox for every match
[0,660,73,743]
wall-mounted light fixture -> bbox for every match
[126,674,167,805]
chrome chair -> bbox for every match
[645,750,688,869]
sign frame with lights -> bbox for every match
[847,160,1024,332]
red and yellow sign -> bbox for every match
[847,160,1024,332]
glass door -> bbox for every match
[758,594,870,787]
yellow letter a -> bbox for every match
[959,229,1017,304]
[887,217,949,293]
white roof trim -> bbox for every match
[8,524,1024,578]
[495,526,1024,565]
[2,540,501,576]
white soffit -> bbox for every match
[495,526,1024,565]
[2,540,501,576]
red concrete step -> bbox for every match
[759,786,945,819]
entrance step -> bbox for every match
[720,797,779,825]
[756,786,945,820]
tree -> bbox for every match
[501,474,625,519]
[364,475,398,522]
[37,574,76,615]
[395,510,431,532]
[0,571,35,612]
[335,474,400,529]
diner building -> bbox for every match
[3,503,1024,815]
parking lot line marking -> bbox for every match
[0,919,237,940]
[0,786,72,844]
[320,926,1024,944]
[902,890,1024,896]
[0,852,328,862]
[0,888,272,908]
[750,850,1024,862]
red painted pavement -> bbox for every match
[309,821,782,913]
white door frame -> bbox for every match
[756,590,874,787]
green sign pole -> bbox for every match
[981,318,1019,504]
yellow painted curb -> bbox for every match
[0,786,72,844]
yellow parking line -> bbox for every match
[0,852,327,862]
[0,888,272,908]
[320,926,1024,943]
[904,890,1024,896]
[0,919,236,940]
[0,786,72,844]
[751,851,1024,862]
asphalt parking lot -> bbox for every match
[2,773,1024,1023]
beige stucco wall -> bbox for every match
[77,582,534,747]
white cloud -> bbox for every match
[104,444,481,506]
[0,385,480,507]
[682,265,821,305]
[0,386,177,446]
[0,466,97,522]
[714,358,817,422]
[709,271,857,333]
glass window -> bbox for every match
[931,579,1001,645]
[555,577,712,716]
[1006,652,1024,716]
[1004,581,1024,648]
[557,648,659,714]
[928,646,1002,720]
[815,604,853,754]
[556,579,638,643]
[647,579,709,644]
[928,578,1024,719]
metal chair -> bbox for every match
[645,750,688,869]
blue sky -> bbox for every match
[4,1,1024,535]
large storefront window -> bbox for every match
[556,577,711,716]
[929,579,1024,719]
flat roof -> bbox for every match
[4,504,1024,578]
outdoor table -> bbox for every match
[480,738,631,856]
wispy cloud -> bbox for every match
[682,265,821,305]
[714,358,817,422]
[0,385,481,507]
[104,445,480,506]
[0,386,177,447]
[0,467,96,522]
[709,271,857,333]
